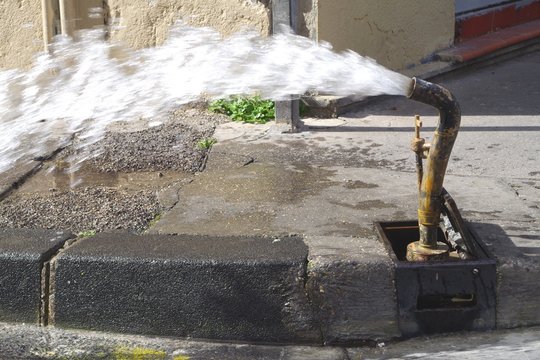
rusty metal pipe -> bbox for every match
[407,77,461,258]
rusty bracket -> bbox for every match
[441,188,479,258]
[412,115,424,191]
[411,115,431,190]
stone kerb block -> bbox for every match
[0,229,72,323]
[52,233,321,343]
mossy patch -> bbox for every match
[113,346,167,360]
[77,229,97,238]
[146,213,162,229]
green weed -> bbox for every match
[77,230,96,238]
[209,95,274,124]
[113,346,167,359]
[197,137,217,150]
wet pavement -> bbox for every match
[0,107,225,233]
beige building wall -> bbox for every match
[65,0,107,35]
[1,1,451,71]
[0,1,44,69]
[1,0,270,69]
[106,0,271,48]
[312,0,455,70]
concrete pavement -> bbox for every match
[0,50,539,353]
[0,322,538,359]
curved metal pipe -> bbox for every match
[407,77,461,251]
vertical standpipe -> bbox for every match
[406,78,461,261]
[272,0,301,130]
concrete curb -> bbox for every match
[50,233,320,343]
[0,228,408,344]
[0,226,398,345]
[0,229,73,324]
[1,223,538,344]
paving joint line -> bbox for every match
[302,253,325,346]
[0,146,67,202]
[39,236,80,327]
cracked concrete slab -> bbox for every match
[150,163,536,238]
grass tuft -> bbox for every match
[197,137,217,150]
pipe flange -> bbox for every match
[406,241,450,262]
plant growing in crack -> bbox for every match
[77,229,96,238]
[146,213,162,229]
[197,137,217,150]
[209,95,275,124]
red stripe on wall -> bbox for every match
[456,1,540,42]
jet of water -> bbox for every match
[0,23,412,173]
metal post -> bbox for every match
[58,0,69,35]
[41,0,53,51]
[272,0,301,131]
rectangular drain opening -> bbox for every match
[417,293,476,310]
[376,220,497,337]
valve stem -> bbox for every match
[413,115,424,191]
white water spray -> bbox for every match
[0,24,412,173]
